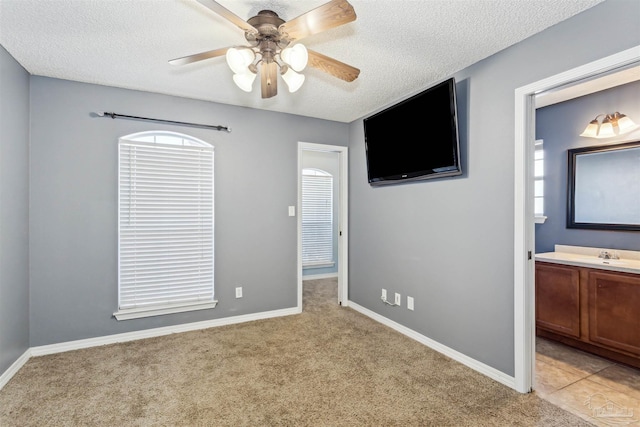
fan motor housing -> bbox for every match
[247,10,285,39]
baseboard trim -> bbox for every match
[29,307,300,357]
[0,349,31,390]
[4,304,516,393]
[348,301,517,391]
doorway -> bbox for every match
[298,142,348,310]
[513,45,640,393]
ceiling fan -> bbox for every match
[169,0,360,98]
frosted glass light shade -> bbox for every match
[617,114,639,134]
[233,69,257,92]
[226,48,255,74]
[281,67,305,93]
[579,120,599,138]
[280,44,308,72]
[597,120,615,138]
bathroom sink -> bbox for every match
[574,257,629,266]
[535,246,640,274]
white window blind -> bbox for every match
[116,133,215,320]
[534,140,544,217]
[302,169,334,267]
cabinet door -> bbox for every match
[535,263,581,338]
[588,270,640,356]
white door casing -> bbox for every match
[298,142,349,309]
[513,45,640,393]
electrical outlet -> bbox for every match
[394,293,401,306]
[235,287,243,298]
[407,296,414,311]
[381,289,387,301]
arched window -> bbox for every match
[302,168,334,267]
[115,131,215,320]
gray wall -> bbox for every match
[28,77,348,346]
[535,80,640,253]
[0,46,30,374]
[347,0,640,376]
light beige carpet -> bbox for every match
[0,278,592,426]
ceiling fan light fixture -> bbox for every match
[170,1,360,98]
[281,66,305,93]
[226,47,255,74]
[281,43,308,72]
[232,68,257,92]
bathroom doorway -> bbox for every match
[514,45,640,393]
[530,68,640,421]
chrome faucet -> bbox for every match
[598,250,620,260]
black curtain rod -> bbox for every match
[94,111,231,132]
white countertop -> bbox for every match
[536,245,640,275]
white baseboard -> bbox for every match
[3,303,516,393]
[302,272,338,280]
[30,306,300,357]
[0,349,31,390]
[348,301,517,391]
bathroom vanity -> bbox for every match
[535,245,640,368]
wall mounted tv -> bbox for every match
[363,77,462,186]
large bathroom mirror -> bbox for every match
[567,140,640,231]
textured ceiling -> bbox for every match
[0,0,605,123]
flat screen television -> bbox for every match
[363,77,462,186]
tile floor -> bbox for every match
[535,336,640,426]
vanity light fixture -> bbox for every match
[579,112,639,138]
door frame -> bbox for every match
[513,45,640,393]
[297,142,349,308]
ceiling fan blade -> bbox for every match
[279,0,356,41]
[195,0,258,34]
[307,49,360,82]
[168,47,229,66]
[261,62,278,98]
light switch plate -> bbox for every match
[288,206,295,216]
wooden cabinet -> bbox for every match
[536,261,640,368]
[535,263,581,338]
[588,270,640,356]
